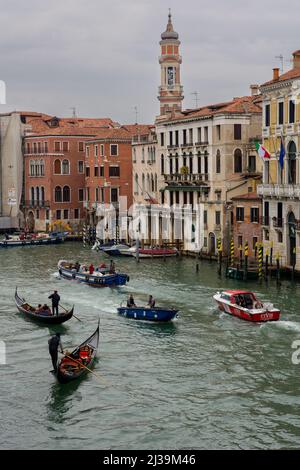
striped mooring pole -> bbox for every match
[258,243,263,281]
[82,223,87,247]
[244,241,248,280]
[265,248,269,280]
[270,241,273,266]
[217,238,222,276]
[276,252,280,285]
[230,239,234,267]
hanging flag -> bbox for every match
[255,142,271,160]
[279,136,285,170]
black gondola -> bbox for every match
[15,288,74,325]
[55,319,100,384]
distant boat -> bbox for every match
[58,260,129,287]
[117,305,179,322]
[133,247,178,258]
[15,288,74,325]
[213,290,280,322]
[101,243,131,256]
[54,319,100,384]
[0,232,65,248]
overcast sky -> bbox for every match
[0,0,299,123]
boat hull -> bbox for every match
[58,265,129,287]
[213,295,280,322]
[117,306,178,322]
[0,237,63,248]
[15,290,73,325]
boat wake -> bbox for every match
[261,320,300,333]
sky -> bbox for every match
[0,0,299,124]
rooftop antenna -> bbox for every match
[191,91,200,108]
[134,106,138,124]
[70,107,77,118]
[275,55,284,73]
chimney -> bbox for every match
[250,84,260,96]
[273,68,280,80]
[293,50,300,68]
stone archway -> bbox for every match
[287,211,296,265]
[209,232,216,254]
[27,211,35,232]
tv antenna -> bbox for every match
[191,91,200,108]
[275,55,284,73]
[70,107,77,118]
[133,106,138,124]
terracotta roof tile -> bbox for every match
[261,67,300,87]
[231,192,262,201]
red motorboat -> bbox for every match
[213,290,280,322]
[133,247,178,259]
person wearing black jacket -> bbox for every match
[48,333,63,371]
[48,290,60,315]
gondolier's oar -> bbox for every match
[59,304,81,322]
[60,352,109,384]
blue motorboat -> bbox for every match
[58,260,129,287]
[0,232,65,248]
[117,305,178,322]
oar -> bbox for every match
[59,304,81,322]
[60,352,109,385]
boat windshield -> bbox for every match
[221,293,231,301]
[234,293,254,309]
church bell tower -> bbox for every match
[158,11,184,116]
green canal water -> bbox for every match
[0,242,299,449]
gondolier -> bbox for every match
[48,290,60,315]
[48,333,63,372]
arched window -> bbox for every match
[30,187,34,204]
[36,187,40,203]
[30,160,35,176]
[234,149,242,173]
[54,159,61,174]
[55,186,62,202]
[63,185,70,202]
[147,174,150,192]
[142,148,145,162]
[35,160,40,176]
[40,159,45,176]
[142,174,145,193]
[133,148,136,162]
[161,154,164,174]
[216,150,221,174]
[41,187,45,204]
[62,159,70,175]
[134,174,139,194]
[288,141,297,184]
[155,174,158,192]
[151,175,154,192]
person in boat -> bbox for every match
[40,304,52,316]
[109,260,116,273]
[127,295,136,308]
[147,295,156,308]
[89,263,94,275]
[4,232,10,240]
[48,290,60,316]
[74,261,80,272]
[48,333,63,372]
[36,304,43,312]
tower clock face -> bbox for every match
[167,67,175,86]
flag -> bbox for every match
[255,142,271,160]
[279,136,285,170]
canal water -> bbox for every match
[0,242,299,450]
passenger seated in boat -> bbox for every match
[39,304,52,316]
[75,262,80,272]
[127,295,136,308]
[35,304,43,312]
[109,260,116,273]
[147,295,156,308]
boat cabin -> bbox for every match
[221,291,262,310]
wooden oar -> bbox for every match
[60,352,109,385]
[59,304,81,322]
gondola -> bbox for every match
[15,288,74,325]
[55,319,100,384]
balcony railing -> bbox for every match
[195,141,209,146]
[167,144,179,149]
[22,200,50,208]
[164,173,209,184]
[181,143,193,148]
[261,216,270,226]
[273,217,283,228]
[257,184,300,199]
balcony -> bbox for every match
[22,200,50,208]
[167,144,179,150]
[195,141,209,146]
[164,173,209,184]
[257,184,300,199]
[261,216,270,226]
[272,217,283,228]
[181,143,193,148]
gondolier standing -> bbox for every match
[48,290,60,315]
[48,333,63,372]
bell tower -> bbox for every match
[158,11,184,116]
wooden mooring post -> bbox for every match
[244,241,248,281]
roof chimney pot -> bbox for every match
[273,68,280,80]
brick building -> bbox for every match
[231,192,262,259]
[23,114,117,231]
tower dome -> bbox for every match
[161,11,179,40]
